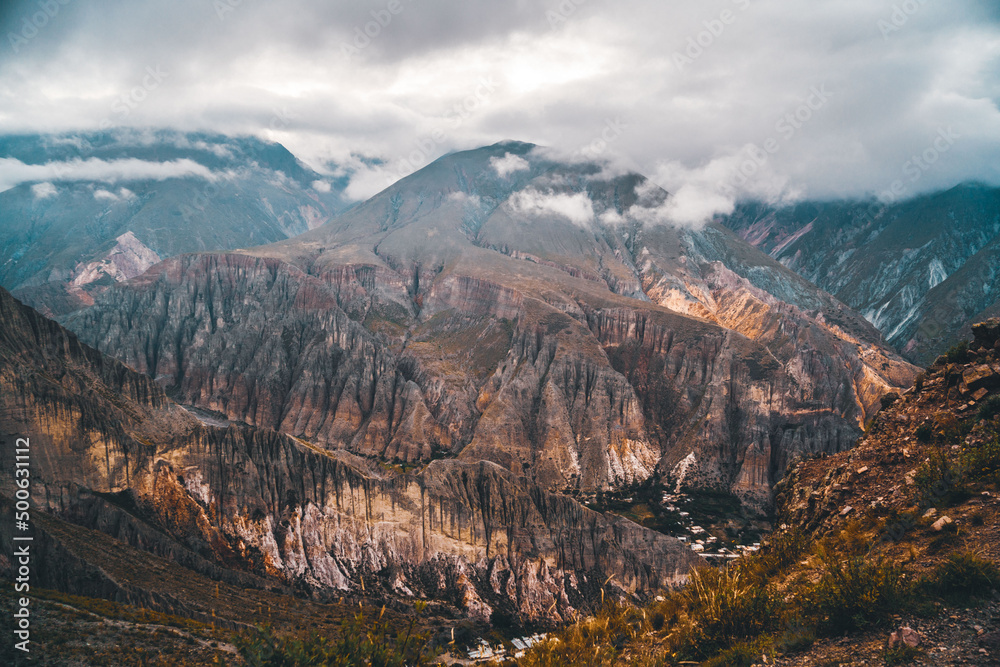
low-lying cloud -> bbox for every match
[0,157,217,193]
[508,188,594,226]
[490,152,530,177]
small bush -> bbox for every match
[883,642,921,665]
[912,450,970,507]
[802,552,910,635]
[918,551,999,605]
[747,529,810,582]
[515,603,632,666]
[963,434,1000,480]
[679,565,781,657]
[773,620,815,654]
[945,341,971,364]
[979,395,1000,422]
[235,603,434,667]
[703,640,763,667]
[915,423,933,443]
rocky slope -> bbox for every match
[514,319,1000,666]
[722,184,1000,364]
[0,286,699,626]
[67,142,918,511]
[0,130,350,317]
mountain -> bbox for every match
[721,184,1000,364]
[0,285,699,629]
[0,131,351,317]
[66,141,918,512]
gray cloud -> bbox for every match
[1,0,998,214]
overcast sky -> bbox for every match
[1,0,999,213]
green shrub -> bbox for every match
[883,642,921,665]
[915,423,933,443]
[963,433,1000,481]
[918,551,999,605]
[702,640,763,667]
[235,604,434,667]
[912,450,970,507]
[773,620,815,654]
[978,395,1000,422]
[802,553,910,635]
[678,565,781,657]
[515,603,634,667]
[945,341,971,364]
[747,529,810,582]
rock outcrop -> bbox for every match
[0,287,699,626]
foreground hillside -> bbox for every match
[515,319,1000,666]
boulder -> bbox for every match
[889,626,920,649]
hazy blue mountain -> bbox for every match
[0,130,351,315]
[721,184,1000,364]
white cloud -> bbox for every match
[94,188,119,201]
[30,182,57,199]
[489,152,530,177]
[311,179,332,192]
[1,0,998,202]
[508,188,594,226]
[0,157,217,193]
[633,149,798,227]
[447,191,482,206]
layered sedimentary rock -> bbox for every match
[0,287,698,625]
[67,142,919,510]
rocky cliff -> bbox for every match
[67,143,918,511]
[0,286,699,626]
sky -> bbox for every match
[1,0,999,219]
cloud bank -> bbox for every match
[0,0,997,208]
[0,157,217,192]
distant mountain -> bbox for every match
[721,184,1000,364]
[0,131,351,316]
[68,141,917,511]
